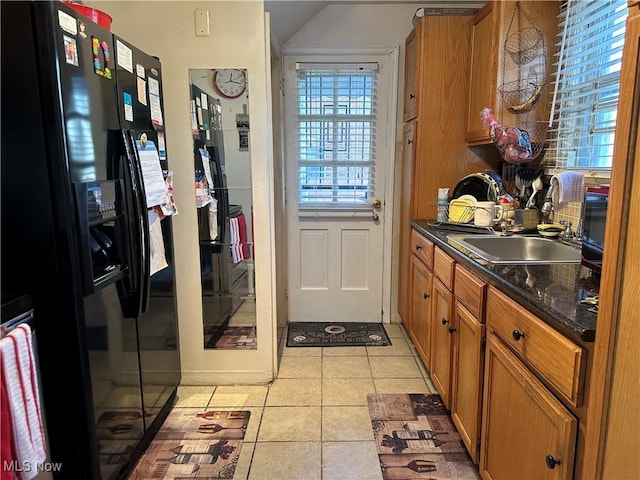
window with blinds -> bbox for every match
[296,63,377,209]
[548,0,628,170]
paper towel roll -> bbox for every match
[437,188,449,221]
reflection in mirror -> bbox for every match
[189,68,255,350]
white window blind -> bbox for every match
[296,63,377,209]
[548,0,627,169]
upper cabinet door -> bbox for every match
[466,2,501,145]
[465,1,560,146]
[403,21,421,121]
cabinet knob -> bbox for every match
[448,326,456,334]
[545,455,561,469]
[441,318,449,325]
[415,244,422,250]
[423,293,430,299]
[409,93,415,99]
[512,330,525,341]
[407,138,413,145]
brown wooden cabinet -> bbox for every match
[451,301,485,464]
[486,287,585,407]
[398,122,416,324]
[465,1,560,145]
[410,254,432,366]
[430,275,455,409]
[481,334,578,479]
[403,23,420,121]
[406,228,434,369]
[398,14,490,326]
[451,265,487,464]
[481,286,583,479]
[466,1,501,145]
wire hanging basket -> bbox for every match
[495,119,548,165]
[498,79,546,114]
[492,1,549,164]
[504,26,544,65]
[481,107,547,165]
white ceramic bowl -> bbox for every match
[537,223,563,238]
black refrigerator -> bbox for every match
[1,2,181,479]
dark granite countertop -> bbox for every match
[411,220,598,343]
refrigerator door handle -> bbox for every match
[128,131,152,314]
[121,130,150,317]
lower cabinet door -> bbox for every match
[410,255,432,368]
[430,278,454,408]
[451,301,484,464]
[480,334,577,480]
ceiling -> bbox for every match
[264,1,483,47]
[265,1,330,47]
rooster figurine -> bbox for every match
[480,107,532,163]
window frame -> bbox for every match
[547,0,628,175]
[295,63,379,210]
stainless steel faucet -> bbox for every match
[541,195,554,222]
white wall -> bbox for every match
[90,0,275,384]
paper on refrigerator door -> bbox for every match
[208,197,218,240]
[116,40,133,73]
[198,148,214,188]
[135,139,168,208]
[147,77,164,127]
[148,209,168,276]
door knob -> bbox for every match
[371,198,382,209]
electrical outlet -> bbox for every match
[194,9,209,37]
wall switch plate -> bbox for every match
[194,9,210,37]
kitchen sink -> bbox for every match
[447,234,581,264]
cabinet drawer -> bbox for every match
[411,229,434,268]
[433,248,455,290]
[486,287,585,407]
[454,265,486,321]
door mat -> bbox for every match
[286,322,391,347]
[129,409,250,479]
[367,393,480,479]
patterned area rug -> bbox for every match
[286,322,392,347]
[213,326,257,349]
[129,410,250,479]
[367,393,480,479]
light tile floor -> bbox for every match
[151,323,454,480]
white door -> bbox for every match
[283,51,397,323]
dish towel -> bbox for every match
[549,171,585,209]
[0,325,47,480]
[237,213,251,260]
[229,216,243,264]
[1,374,15,480]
